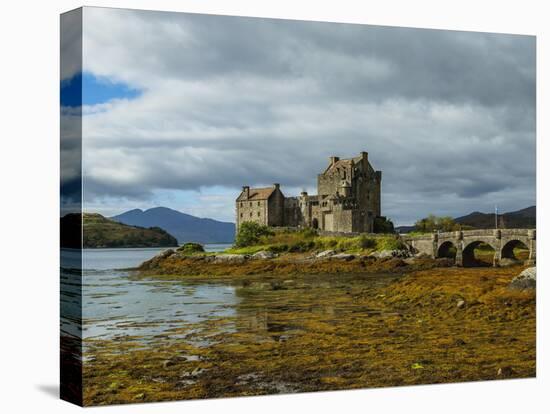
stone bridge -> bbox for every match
[402,229,536,267]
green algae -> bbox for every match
[83,265,535,405]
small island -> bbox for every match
[61,213,179,248]
[83,213,178,248]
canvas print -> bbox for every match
[60,7,536,406]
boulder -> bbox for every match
[509,267,536,290]
[158,249,175,259]
[316,250,336,258]
[370,250,393,259]
[331,253,356,261]
[371,249,411,259]
[251,251,276,260]
[139,248,175,269]
[212,254,248,264]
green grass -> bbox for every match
[224,230,406,255]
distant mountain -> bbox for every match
[111,207,235,244]
[61,213,179,248]
[395,225,416,234]
[455,206,535,229]
[396,206,536,233]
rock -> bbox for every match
[162,358,178,368]
[499,258,521,267]
[331,253,356,261]
[159,249,175,259]
[139,248,176,269]
[371,249,410,259]
[509,267,536,290]
[497,366,515,377]
[316,250,336,258]
[251,251,276,259]
[456,300,466,309]
[212,254,248,264]
[394,249,412,258]
[371,250,394,259]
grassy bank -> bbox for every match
[226,229,406,255]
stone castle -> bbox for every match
[236,152,382,233]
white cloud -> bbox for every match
[80,7,535,224]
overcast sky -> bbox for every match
[72,7,535,225]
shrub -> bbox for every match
[267,244,289,254]
[359,235,376,249]
[177,242,205,254]
[314,237,338,250]
[374,216,395,234]
[336,238,357,251]
[235,221,275,247]
[299,228,318,239]
[376,236,407,251]
[288,240,315,253]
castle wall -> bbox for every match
[236,198,269,229]
[236,152,382,234]
[267,189,285,227]
[283,197,301,227]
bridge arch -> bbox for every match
[501,239,530,262]
[402,229,535,267]
[462,240,496,267]
[437,241,457,259]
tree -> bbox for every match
[234,222,274,247]
[373,216,395,234]
[414,215,461,232]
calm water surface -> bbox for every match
[61,244,237,342]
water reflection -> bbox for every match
[82,270,238,341]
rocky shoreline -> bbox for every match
[136,247,459,279]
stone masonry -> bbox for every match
[236,152,383,233]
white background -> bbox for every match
[0,0,548,412]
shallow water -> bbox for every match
[61,244,236,342]
[82,270,238,341]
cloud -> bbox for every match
[80,7,535,224]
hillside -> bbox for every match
[111,207,235,243]
[455,206,536,229]
[79,213,178,248]
[396,206,536,233]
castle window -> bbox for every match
[240,213,243,218]
[241,202,243,207]
[257,212,260,217]
[249,212,252,217]
[249,202,252,207]
[257,201,260,206]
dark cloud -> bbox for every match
[81,8,535,224]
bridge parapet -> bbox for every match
[401,228,536,267]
